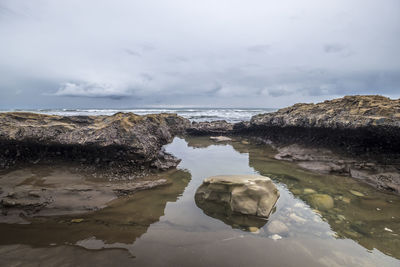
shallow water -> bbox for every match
[0,137,399,266]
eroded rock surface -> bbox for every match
[248,95,400,153]
[0,164,176,223]
[238,95,400,194]
[274,144,400,193]
[195,175,279,230]
[252,95,400,128]
[0,112,190,173]
[186,120,234,135]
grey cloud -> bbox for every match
[140,73,153,82]
[0,0,399,108]
[124,49,141,57]
[0,5,15,17]
[139,44,156,51]
[324,44,347,53]
[323,44,354,57]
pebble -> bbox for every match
[309,194,334,210]
[248,227,260,234]
[341,197,351,204]
[384,227,393,232]
[349,190,365,197]
[291,189,302,195]
[303,188,316,194]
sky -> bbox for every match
[0,0,399,109]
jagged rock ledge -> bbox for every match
[247,95,400,155]
[0,112,190,177]
[186,95,400,155]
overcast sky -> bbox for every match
[0,0,399,108]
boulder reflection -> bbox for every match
[195,197,268,231]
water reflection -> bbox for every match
[195,193,269,231]
[0,169,191,247]
[187,136,400,259]
[0,137,399,266]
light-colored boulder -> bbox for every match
[309,194,334,210]
[195,175,280,218]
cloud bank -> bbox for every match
[0,0,399,108]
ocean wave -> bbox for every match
[1,108,274,122]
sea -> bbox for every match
[1,108,275,123]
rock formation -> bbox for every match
[185,95,400,155]
[186,120,234,135]
[247,95,400,154]
[274,144,400,193]
[195,175,279,230]
[0,112,190,173]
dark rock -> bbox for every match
[273,143,400,194]
[233,121,250,131]
[186,120,234,135]
[0,112,190,173]
[228,95,400,194]
[248,95,400,154]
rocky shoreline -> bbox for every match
[189,95,400,153]
[3,96,398,175]
[186,95,400,194]
[0,95,399,223]
[0,112,190,175]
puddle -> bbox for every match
[0,137,399,266]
